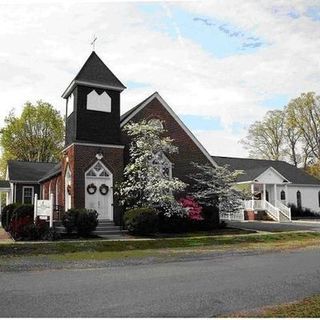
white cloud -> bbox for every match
[194,129,247,158]
[0,1,320,158]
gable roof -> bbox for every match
[212,156,320,185]
[121,92,217,167]
[38,162,62,182]
[7,160,58,183]
[62,51,126,98]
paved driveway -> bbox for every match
[228,220,320,232]
[1,248,320,317]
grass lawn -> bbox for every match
[0,231,320,260]
[228,294,320,317]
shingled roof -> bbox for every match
[211,156,320,185]
[62,51,126,98]
[38,162,62,182]
[75,51,125,89]
[120,92,157,124]
[7,160,58,182]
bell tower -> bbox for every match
[61,52,126,225]
[62,51,126,146]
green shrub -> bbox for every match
[42,227,61,241]
[1,203,20,231]
[8,204,35,240]
[157,205,221,233]
[62,208,78,234]
[76,209,99,236]
[289,203,319,218]
[124,207,159,235]
[62,208,99,237]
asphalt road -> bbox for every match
[228,220,320,232]
[1,248,320,317]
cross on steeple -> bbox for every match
[91,35,97,51]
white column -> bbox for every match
[284,184,288,205]
[49,193,54,228]
[251,183,254,210]
[263,183,266,209]
[34,193,38,221]
[274,184,277,206]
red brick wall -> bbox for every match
[61,143,124,224]
[40,175,62,206]
[121,97,212,187]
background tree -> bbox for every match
[118,120,187,215]
[286,92,320,162]
[0,101,64,176]
[240,110,285,161]
[189,162,245,216]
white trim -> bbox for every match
[65,165,72,211]
[55,179,59,206]
[62,80,125,98]
[287,183,320,187]
[120,92,217,167]
[254,166,291,184]
[22,186,34,204]
[85,160,113,220]
[62,142,125,153]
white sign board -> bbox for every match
[34,193,54,227]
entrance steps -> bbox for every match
[53,219,126,238]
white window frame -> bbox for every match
[65,165,72,211]
[56,179,59,206]
[150,152,172,178]
[85,160,111,179]
[22,186,34,205]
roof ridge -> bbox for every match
[8,159,58,164]
[211,155,287,163]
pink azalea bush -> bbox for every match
[179,196,203,221]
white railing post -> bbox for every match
[49,193,54,228]
[34,193,38,221]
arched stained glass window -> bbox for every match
[150,152,172,178]
[86,161,110,178]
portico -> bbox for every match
[243,167,292,221]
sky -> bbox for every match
[1,0,320,157]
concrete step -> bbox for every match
[92,230,125,236]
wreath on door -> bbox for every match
[67,184,72,195]
[87,183,97,195]
[99,184,109,195]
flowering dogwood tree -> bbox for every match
[118,120,187,215]
[189,162,246,215]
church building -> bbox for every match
[2,51,320,225]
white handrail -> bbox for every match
[264,200,280,221]
[275,200,291,221]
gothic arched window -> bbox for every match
[86,161,110,178]
[148,118,164,130]
[150,152,172,178]
[297,190,302,208]
[280,190,286,201]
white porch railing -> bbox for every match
[244,199,280,222]
[220,209,245,221]
[275,200,291,221]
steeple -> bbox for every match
[63,52,126,146]
[62,52,126,99]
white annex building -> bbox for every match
[213,156,320,222]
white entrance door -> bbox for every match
[85,161,113,220]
